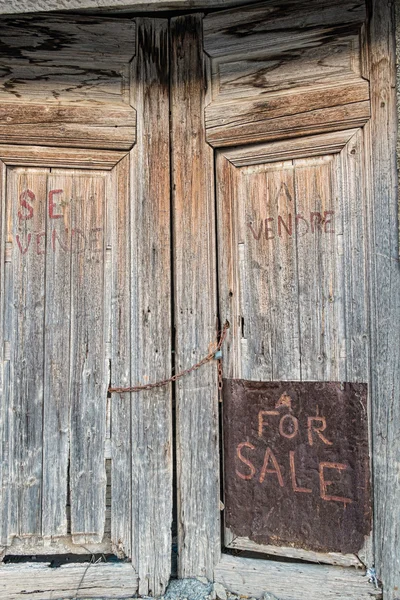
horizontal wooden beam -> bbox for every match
[0,0,256,15]
[0,562,138,600]
[214,555,380,600]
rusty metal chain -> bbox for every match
[109,321,229,394]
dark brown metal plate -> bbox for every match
[223,380,371,555]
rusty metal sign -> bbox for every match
[223,380,371,555]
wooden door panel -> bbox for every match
[172,3,395,598]
[217,129,370,565]
[2,166,112,543]
[203,0,369,147]
[0,15,137,149]
[0,16,172,597]
[218,130,368,385]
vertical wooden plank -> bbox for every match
[216,155,241,380]
[130,18,172,595]
[0,160,8,548]
[368,2,400,598]
[238,163,301,381]
[110,154,132,561]
[7,169,48,537]
[171,14,220,579]
[338,130,369,383]
[67,172,108,544]
[294,157,345,381]
[41,174,73,538]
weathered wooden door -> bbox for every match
[171,2,399,600]
[0,15,172,597]
[0,2,398,599]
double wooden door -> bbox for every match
[0,2,398,599]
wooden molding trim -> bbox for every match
[219,129,359,167]
[0,146,128,170]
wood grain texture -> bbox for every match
[368,1,400,598]
[0,561,138,600]
[0,146,127,170]
[221,130,357,167]
[226,533,362,568]
[41,174,73,539]
[206,82,370,147]
[0,15,137,149]
[203,0,366,59]
[6,169,49,537]
[0,159,8,548]
[129,18,172,596]
[67,172,108,545]
[0,103,136,150]
[171,14,220,579]
[0,0,260,14]
[214,554,380,600]
[210,34,362,102]
[110,154,132,561]
[218,136,368,387]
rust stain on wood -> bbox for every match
[223,379,371,555]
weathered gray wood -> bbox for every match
[217,131,371,564]
[0,0,258,15]
[110,154,132,561]
[0,146,127,170]
[171,14,220,579]
[338,129,369,382]
[0,15,137,150]
[0,159,8,548]
[211,33,362,102]
[218,132,369,384]
[222,130,357,168]
[41,174,73,538]
[203,0,366,59]
[129,18,172,596]
[0,104,136,150]
[68,172,108,544]
[226,532,362,568]
[214,554,380,600]
[368,1,400,598]
[0,562,138,600]
[205,82,370,147]
[6,169,49,537]
[295,155,345,380]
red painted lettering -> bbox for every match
[236,442,256,480]
[289,451,312,494]
[258,410,279,437]
[307,416,333,447]
[264,217,275,240]
[36,232,45,255]
[48,189,63,219]
[279,414,299,439]
[319,462,352,506]
[16,234,31,255]
[324,210,335,233]
[52,228,69,252]
[278,214,292,237]
[248,221,263,240]
[259,447,284,486]
[310,212,323,233]
[274,182,293,204]
[18,189,35,221]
